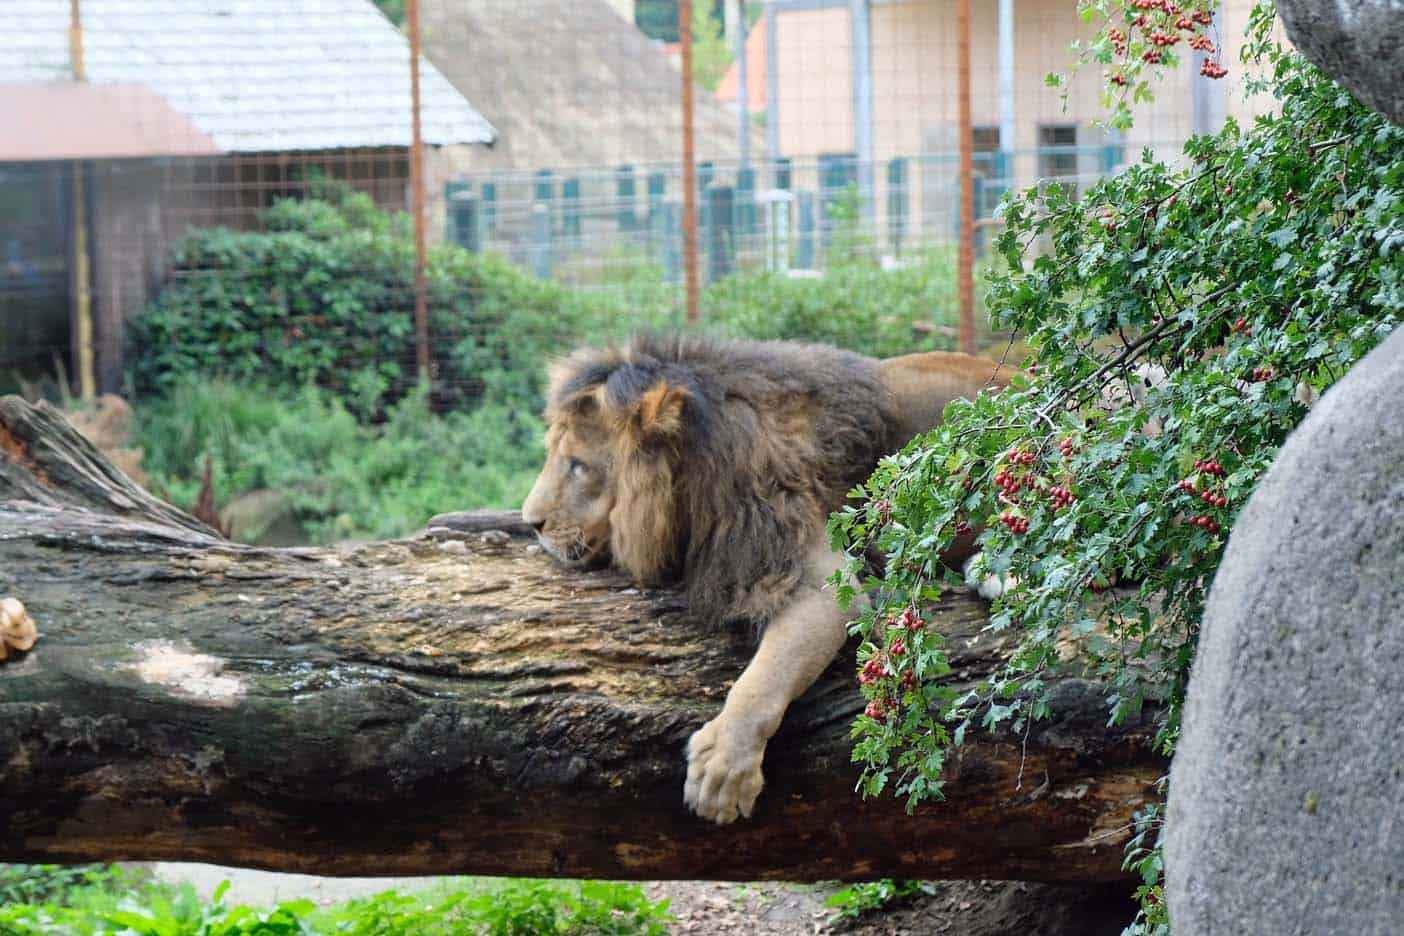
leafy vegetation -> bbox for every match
[830,6,1401,933]
[822,879,934,925]
[133,380,542,542]
[0,866,671,936]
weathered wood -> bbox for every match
[0,396,1165,881]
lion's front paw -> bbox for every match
[684,716,766,824]
[963,555,1017,602]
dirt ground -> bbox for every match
[647,878,1135,936]
[150,864,1136,935]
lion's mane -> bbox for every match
[545,334,901,625]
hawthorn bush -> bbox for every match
[831,5,1402,932]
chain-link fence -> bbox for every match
[2,0,1268,396]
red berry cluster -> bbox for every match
[953,518,975,537]
[1048,485,1077,511]
[1249,365,1274,382]
[998,512,1030,534]
[1112,2,1224,79]
[1181,458,1229,534]
[859,654,887,686]
[901,670,917,691]
[1100,208,1119,232]
[864,700,887,722]
[898,608,926,632]
[1189,515,1221,533]
[1283,189,1301,205]
[1223,182,1233,196]
[1231,316,1252,336]
[1059,436,1077,458]
[889,638,907,657]
[1087,580,1110,594]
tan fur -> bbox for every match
[520,335,1010,823]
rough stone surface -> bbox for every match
[1277,0,1404,125]
[1166,326,1404,933]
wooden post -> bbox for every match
[957,0,975,355]
[681,0,700,324]
[69,0,95,401]
[407,0,431,382]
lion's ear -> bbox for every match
[636,380,690,440]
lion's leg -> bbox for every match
[684,546,850,824]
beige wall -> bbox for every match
[775,0,1278,166]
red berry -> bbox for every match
[907,615,926,632]
[890,639,906,657]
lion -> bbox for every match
[521,334,1012,824]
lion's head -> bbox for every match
[521,335,897,624]
[521,344,697,582]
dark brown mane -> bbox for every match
[546,334,900,625]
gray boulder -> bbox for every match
[1165,325,1404,934]
[1277,0,1403,124]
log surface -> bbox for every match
[0,396,1165,881]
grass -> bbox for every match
[0,866,671,936]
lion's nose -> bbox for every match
[528,518,545,533]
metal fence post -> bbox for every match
[886,157,907,258]
[706,184,734,282]
[562,177,581,240]
[795,189,816,269]
[616,164,637,233]
[448,185,480,253]
[530,202,553,279]
[758,189,793,274]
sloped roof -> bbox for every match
[422,0,750,171]
[0,0,495,153]
[0,82,220,160]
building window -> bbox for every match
[1037,124,1079,184]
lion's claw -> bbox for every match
[684,717,766,824]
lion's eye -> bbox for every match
[567,457,589,478]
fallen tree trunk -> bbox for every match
[0,396,1165,882]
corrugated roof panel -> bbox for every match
[0,0,494,152]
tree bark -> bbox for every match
[0,396,1165,882]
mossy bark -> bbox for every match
[0,396,1164,881]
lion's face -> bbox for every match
[521,419,616,569]
[522,360,692,585]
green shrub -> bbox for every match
[704,250,971,358]
[126,186,641,419]
[134,379,541,543]
[0,864,137,907]
[830,7,1402,933]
